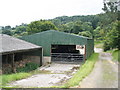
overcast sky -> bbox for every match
[0,0,104,27]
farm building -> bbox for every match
[0,34,43,74]
[21,30,94,63]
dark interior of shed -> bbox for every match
[2,53,23,64]
[51,45,79,53]
[51,45,84,62]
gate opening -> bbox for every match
[51,45,79,53]
[51,45,85,62]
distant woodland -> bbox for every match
[0,1,120,51]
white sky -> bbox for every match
[0,0,104,27]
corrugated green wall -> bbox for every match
[21,30,94,59]
[86,39,94,58]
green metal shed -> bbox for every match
[20,30,94,61]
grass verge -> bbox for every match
[61,53,99,88]
[0,69,51,88]
[0,72,31,88]
[106,49,120,62]
[112,50,120,62]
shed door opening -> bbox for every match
[51,45,84,62]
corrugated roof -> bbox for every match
[29,30,90,39]
[0,34,42,54]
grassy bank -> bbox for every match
[106,49,119,62]
[62,53,99,88]
[112,50,119,62]
[0,72,31,88]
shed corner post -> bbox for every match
[11,53,16,73]
[40,48,43,66]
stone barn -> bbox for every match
[21,30,94,64]
[0,34,43,74]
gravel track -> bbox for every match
[78,48,118,88]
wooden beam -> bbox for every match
[5,55,8,64]
[40,48,43,66]
[11,53,16,73]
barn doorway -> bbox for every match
[51,45,85,62]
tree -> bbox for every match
[78,31,92,38]
[71,21,83,34]
[102,0,119,13]
[27,20,58,34]
[2,29,12,35]
[101,0,120,51]
[1,26,12,35]
[4,25,11,30]
[14,26,27,34]
[103,21,120,51]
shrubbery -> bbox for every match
[17,62,39,72]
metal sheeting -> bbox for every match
[86,39,94,58]
[21,30,94,59]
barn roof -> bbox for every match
[0,34,42,54]
[34,30,90,39]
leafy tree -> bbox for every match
[27,20,58,34]
[102,0,118,13]
[4,25,11,30]
[103,21,119,51]
[101,0,120,51]
[14,26,27,34]
[117,21,120,50]
[2,29,12,35]
[78,31,92,38]
[70,21,83,34]
[58,24,70,33]
[1,26,12,35]
[93,26,102,40]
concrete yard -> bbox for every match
[9,62,81,88]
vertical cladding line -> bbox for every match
[0,35,2,87]
[0,35,2,74]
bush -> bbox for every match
[103,42,110,51]
[17,62,39,72]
